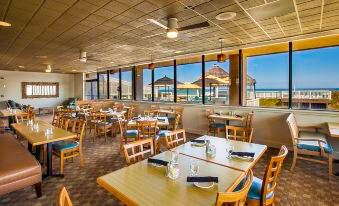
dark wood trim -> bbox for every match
[238,49,243,105]
[35,182,42,198]
[202,55,206,104]
[174,59,177,103]
[288,42,293,109]
[96,72,100,99]
[132,66,136,101]
[21,82,59,99]
[151,69,154,102]
[119,68,122,100]
[106,70,110,99]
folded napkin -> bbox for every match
[187,176,219,183]
[190,139,206,143]
[148,158,169,166]
[231,152,255,158]
[157,118,166,122]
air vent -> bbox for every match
[246,0,295,21]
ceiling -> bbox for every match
[0,0,339,73]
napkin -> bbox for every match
[190,139,206,143]
[157,118,166,122]
[231,152,255,158]
[187,176,218,183]
[148,158,169,166]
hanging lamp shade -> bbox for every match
[217,53,226,62]
[148,62,155,70]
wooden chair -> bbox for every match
[246,145,288,206]
[125,106,135,121]
[163,129,186,150]
[225,126,254,143]
[15,113,30,123]
[93,112,112,142]
[286,113,333,179]
[52,111,61,127]
[52,120,86,175]
[144,110,159,117]
[118,119,139,150]
[158,113,181,137]
[59,117,70,131]
[216,169,253,206]
[123,138,154,165]
[172,106,183,127]
[206,109,224,136]
[57,186,73,206]
[244,112,254,129]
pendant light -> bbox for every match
[217,38,226,62]
[148,55,155,70]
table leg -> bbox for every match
[224,120,230,138]
[46,143,53,176]
[334,160,339,176]
[28,143,33,153]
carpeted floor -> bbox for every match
[0,114,339,206]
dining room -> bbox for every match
[1,0,339,206]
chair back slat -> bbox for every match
[216,170,253,206]
[164,129,186,149]
[260,145,288,205]
[286,113,299,145]
[57,187,73,206]
[137,120,157,139]
[244,112,254,129]
[15,113,30,123]
[226,126,253,143]
[123,138,154,165]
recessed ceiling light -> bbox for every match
[0,21,11,27]
[18,65,25,68]
[174,50,183,54]
[72,69,77,72]
[216,12,236,21]
[45,65,52,72]
[35,55,47,59]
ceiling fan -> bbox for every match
[75,51,101,63]
[143,17,210,39]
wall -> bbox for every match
[119,101,339,149]
[74,73,84,100]
[0,70,75,108]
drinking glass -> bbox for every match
[171,151,179,163]
[189,160,199,177]
[226,143,234,159]
[167,161,180,180]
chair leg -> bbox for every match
[34,182,42,198]
[60,152,64,175]
[329,155,333,180]
[290,151,297,172]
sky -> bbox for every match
[125,46,339,90]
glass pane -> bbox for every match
[109,70,119,99]
[244,43,289,108]
[154,62,174,102]
[177,58,202,103]
[121,68,132,100]
[293,46,339,111]
[91,81,98,99]
[205,60,230,104]
[143,68,152,101]
[98,72,107,99]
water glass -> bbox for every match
[171,151,179,163]
[226,143,234,159]
[189,160,199,177]
[167,161,180,180]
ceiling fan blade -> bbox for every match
[142,32,166,39]
[177,21,210,31]
[87,58,101,62]
[147,19,168,29]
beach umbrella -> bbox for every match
[150,76,182,99]
[177,83,201,101]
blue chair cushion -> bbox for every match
[158,130,171,137]
[126,130,138,138]
[168,117,175,121]
[210,123,225,129]
[297,131,333,154]
[234,176,273,200]
[52,141,79,152]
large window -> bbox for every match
[244,44,289,108]
[109,70,119,99]
[98,72,107,99]
[154,61,174,102]
[121,68,132,100]
[142,67,152,101]
[85,80,97,100]
[177,57,202,103]
[293,46,339,111]
[204,54,230,105]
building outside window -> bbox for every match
[98,72,107,99]
[121,68,133,100]
[109,70,119,99]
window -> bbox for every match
[142,67,152,101]
[244,44,289,108]
[176,57,202,103]
[85,80,97,100]
[204,54,230,105]
[154,61,174,102]
[98,72,107,99]
[121,68,133,100]
[22,82,59,98]
[109,70,119,99]
[293,46,339,111]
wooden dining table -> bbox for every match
[97,150,245,206]
[174,136,267,172]
[0,109,26,128]
[12,120,77,177]
[208,114,245,125]
[328,122,339,138]
[127,117,169,127]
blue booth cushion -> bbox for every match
[158,130,171,137]
[126,130,138,138]
[52,141,79,152]
[210,123,225,129]
[297,131,333,153]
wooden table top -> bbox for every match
[174,136,267,172]
[0,109,25,117]
[97,151,244,206]
[208,114,244,122]
[155,109,175,114]
[128,117,169,127]
[12,120,77,146]
[328,122,339,138]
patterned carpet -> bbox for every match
[0,115,339,206]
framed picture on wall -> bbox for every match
[22,82,59,99]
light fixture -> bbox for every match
[0,21,11,27]
[148,55,155,70]
[167,28,178,38]
[18,65,25,68]
[216,12,236,21]
[217,38,226,62]
[35,55,47,59]
[72,69,77,72]
[45,65,52,73]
